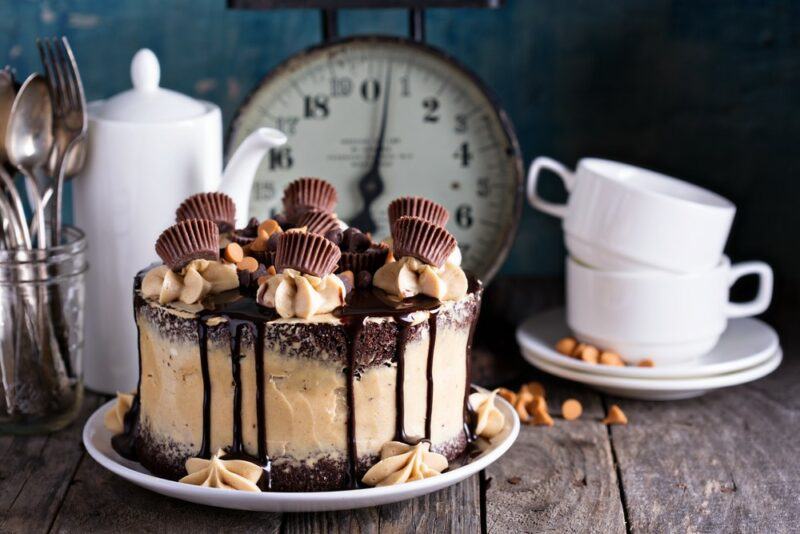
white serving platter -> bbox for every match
[83,390,519,512]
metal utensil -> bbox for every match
[0,68,30,249]
[37,37,87,247]
[5,74,53,250]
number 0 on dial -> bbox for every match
[228,37,523,282]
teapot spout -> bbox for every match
[219,127,287,226]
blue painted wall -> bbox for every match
[2,1,798,311]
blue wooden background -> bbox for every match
[1,0,798,313]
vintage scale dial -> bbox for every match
[228,37,522,281]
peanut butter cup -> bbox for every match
[388,196,449,228]
[338,243,390,275]
[282,177,338,220]
[392,216,457,268]
[155,219,220,270]
[295,210,341,236]
[176,192,236,232]
[275,231,341,277]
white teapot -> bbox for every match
[75,49,285,394]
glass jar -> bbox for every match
[0,226,87,433]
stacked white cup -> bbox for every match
[527,157,773,366]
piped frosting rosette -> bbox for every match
[256,230,346,318]
[374,216,468,301]
[142,220,239,305]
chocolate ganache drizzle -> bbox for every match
[119,268,480,490]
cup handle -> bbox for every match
[526,156,575,219]
[726,261,774,318]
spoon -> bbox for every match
[0,68,30,248]
[5,74,53,250]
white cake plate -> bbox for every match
[522,346,782,400]
[83,389,519,512]
[517,308,779,379]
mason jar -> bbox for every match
[0,226,87,433]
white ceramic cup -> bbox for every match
[566,256,773,364]
[528,157,737,273]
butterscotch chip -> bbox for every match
[250,235,269,252]
[576,344,599,364]
[515,391,534,423]
[555,337,577,356]
[224,243,244,264]
[561,399,583,421]
[600,351,625,367]
[237,257,259,272]
[528,395,547,413]
[638,359,655,367]
[266,265,277,276]
[532,406,554,426]
[525,381,545,398]
[602,405,628,425]
[496,388,517,405]
[258,219,282,236]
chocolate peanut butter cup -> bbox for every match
[392,216,456,268]
[282,177,338,220]
[156,219,220,270]
[388,196,449,228]
[337,243,390,275]
[176,192,236,232]
[296,210,341,236]
[275,231,341,277]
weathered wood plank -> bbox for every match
[609,337,800,533]
[280,475,481,533]
[484,374,627,534]
[46,393,282,534]
[0,394,102,534]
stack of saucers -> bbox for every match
[518,157,780,400]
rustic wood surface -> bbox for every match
[1,279,797,533]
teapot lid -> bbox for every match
[95,49,207,123]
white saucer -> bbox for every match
[522,346,782,400]
[83,390,520,512]
[517,308,779,379]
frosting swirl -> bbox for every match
[361,441,448,486]
[469,389,506,439]
[141,260,239,305]
[103,391,134,434]
[373,256,467,301]
[256,268,346,318]
[179,449,262,492]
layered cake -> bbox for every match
[106,179,505,492]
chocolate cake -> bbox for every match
[108,185,488,492]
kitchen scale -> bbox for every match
[227,0,523,282]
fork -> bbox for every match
[37,36,87,247]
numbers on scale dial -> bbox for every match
[229,41,520,279]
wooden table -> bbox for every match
[2,279,797,533]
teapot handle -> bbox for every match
[219,128,287,227]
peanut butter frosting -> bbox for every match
[469,389,506,440]
[103,391,134,434]
[361,441,449,487]
[179,449,263,492]
[141,260,239,305]
[256,268,346,318]
[373,256,468,301]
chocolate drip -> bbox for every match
[111,321,142,461]
[253,322,272,489]
[197,319,212,459]
[229,323,244,454]
[463,293,482,443]
[393,317,413,443]
[424,312,439,440]
[343,318,364,488]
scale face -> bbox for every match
[228,36,523,281]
